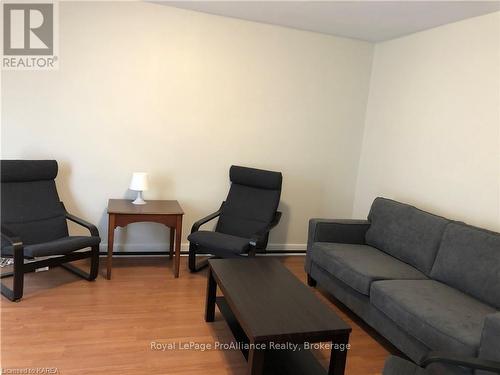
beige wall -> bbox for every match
[353,12,500,231]
[1,2,374,250]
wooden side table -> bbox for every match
[106,199,184,279]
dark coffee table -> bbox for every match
[205,258,351,375]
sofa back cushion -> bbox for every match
[365,197,449,275]
[431,223,500,309]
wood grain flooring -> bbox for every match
[1,256,395,374]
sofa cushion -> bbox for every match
[383,355,425,375]
[365,197,450,275]
[382,356,471,375]
[310,243,427,295]
[371,280,495,356]
[431,223,500,309]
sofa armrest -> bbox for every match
[478,312,500,374]
[421,352,500,373]
[305,219,370,276]
[308,219,370,247]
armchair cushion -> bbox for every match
[310,243,427,295]
[229,165,282,190]
[216,184,281,240]
[1,159,58,182]
[1,160,68,245]
[371,280,496,356]
[2,235,100,257]
[188,230,250,256]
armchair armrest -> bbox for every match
[66,212,100,237]
[1,226,24,267]
[249,211,282,247]
[308,219,370,247]
[1,225,23,248]
[421,352,500,373]
[61,202,99,237]
[191,203,224,234]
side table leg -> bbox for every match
[247,347,265,375]
[205,267,216,322]
[107,214,116,280]
[174,215,182,278]
[328,333,350,375]
[169,228,175,260]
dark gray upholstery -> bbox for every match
[2,236,100,258]
[309,261,431,363]
[383,356,471,375]
[1,159,58,182]
[371,280,495,356]
[478,313,500,375]
[187,231,250,257]
[306,197,500,375]
[305,218,370,277]
[366,198,450,275]
[310,242,427,295]
[216,184,281,240]
[307,219,370,246]
[229,165,282,190]
[431,223,500,310]
[383,356,425,375]
[1,160,68,245]
[215,166,282,241]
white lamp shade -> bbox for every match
[129,172,149,191]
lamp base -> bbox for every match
[132,191,146,205]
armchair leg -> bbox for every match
[189,243,211,272]
[60,248,99,281]
[89,245,99,280]
[188,243,196,272]
[1,252,24,301]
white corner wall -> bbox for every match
[1,2,374,251]
[353,12,500,231]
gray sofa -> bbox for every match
[305,197,500,374]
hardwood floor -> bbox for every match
[1,256,394,374]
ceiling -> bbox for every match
[161,1,500,42]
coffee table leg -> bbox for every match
[328,333,349,375]
[205,267,217,322]
[247,347,265,375]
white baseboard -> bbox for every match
[99,243,306,252]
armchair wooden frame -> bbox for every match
[0,203,100,302]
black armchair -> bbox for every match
[0,160,101,301]
[383,354,500,374]
[188,165,282,272]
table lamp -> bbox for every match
[129,172,149,205]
